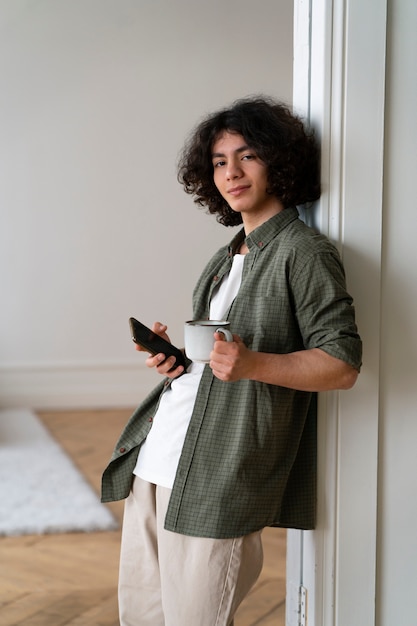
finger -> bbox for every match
[145,352,166,367]
[164,364,185,379]
[213,331,230,342]
[156,355,180,374]
[213,332,242,344]
[152,321,168,334]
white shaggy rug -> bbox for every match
[0,409,118,536]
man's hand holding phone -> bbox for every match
[129,318,185,378]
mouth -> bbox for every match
[228,185,250,196]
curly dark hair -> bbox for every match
[177,96,321,227]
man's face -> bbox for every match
[211,131,283,230]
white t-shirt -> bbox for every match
[133,254,245,488]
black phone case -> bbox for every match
[129,317,186,369]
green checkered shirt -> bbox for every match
[101,207,362,538]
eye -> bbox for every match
[242,153,256,161]
[213,160,226,168]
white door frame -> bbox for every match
[287,1,387,624]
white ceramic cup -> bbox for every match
[184,320,233,363]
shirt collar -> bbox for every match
[228,207,300,256]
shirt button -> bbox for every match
[148,417,153,422]
[258,241,264,247]
[119,447,127,454]
[213,275,219,282]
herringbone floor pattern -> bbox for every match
[0,409,286,625]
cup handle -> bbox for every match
[216,328,233,342]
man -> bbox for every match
[102,96,362,625]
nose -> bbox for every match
[226,158,242,180]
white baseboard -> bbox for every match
[0,361,159,409]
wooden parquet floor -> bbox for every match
[0,409,286,625]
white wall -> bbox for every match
[289,2,385,624]
[289,1,417,624]
[377,0,417,623]
[0,0,293,408]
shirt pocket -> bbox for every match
[230,294,304,353]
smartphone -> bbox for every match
[128,317,186,369]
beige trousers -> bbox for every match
[118,477,263,626]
